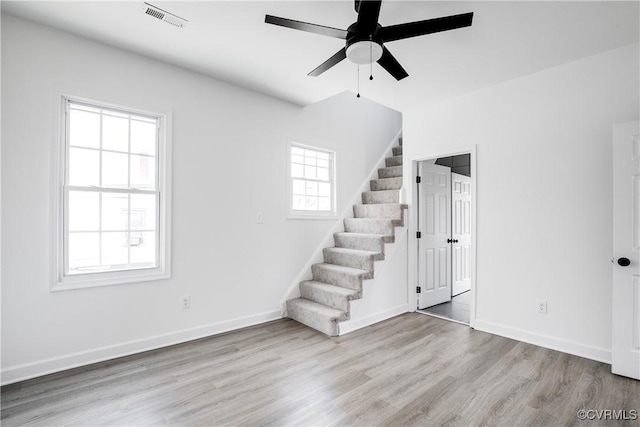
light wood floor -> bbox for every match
[2,313,639,426]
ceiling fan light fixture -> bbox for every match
[346,41,382,64]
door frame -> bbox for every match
[408,145,478,328]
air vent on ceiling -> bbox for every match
[143,3,188,28]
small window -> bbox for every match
[288,141,336,218]
[54,97,171,290]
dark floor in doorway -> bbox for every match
[418,290,470,324]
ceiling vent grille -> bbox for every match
[143,3,188,28]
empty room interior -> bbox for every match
[1,1,640,425]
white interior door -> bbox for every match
[418,162,451,309]
[452,173,472,296]
[612,120,640,380]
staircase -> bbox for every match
[286,141,406,336]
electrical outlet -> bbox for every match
[536,299,547,314]
[181,295,191,310]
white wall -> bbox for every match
[404,43,639,362]
[0,14,401,384]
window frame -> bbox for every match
[287,140,337,219]
[52,95,172,291]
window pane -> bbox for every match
[130,194,156,230]
[305,196,318,210]
[102,115,129,152]
[102,192,129,231]
[305,181,318,196]
[292,179,305,196]
[291,154,303,164]
[319,182,330,197]
[68,191,99,231]
[131,120,156,156]
[317,159,329,168]
[102,152,129,189]
[131,155,156,190]
[316,152,329,160]
[304,149,317,158]
[69,109,100,148]
[317,167,329,182]
[304,156,316,166]
[319,197,331,211]
[68,232,99,271]
[130,232,156,266]
[292,195,305,210]
[304,165,316,180]
[101,232,128,267]
[69,147,99,187]
[291,146,304,156]
[291,163,303,178]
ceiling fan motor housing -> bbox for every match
[345,23,383,64]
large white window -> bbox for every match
[53,97,171,290]
[288,141,336,218]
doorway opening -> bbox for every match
[410,150,476,327]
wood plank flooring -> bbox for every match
[2,313,639,426]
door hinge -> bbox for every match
[416,176,421,184]
[416,286,421,294]
[416,231,421,238]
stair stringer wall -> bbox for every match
[280,130,404,316]
[338,224,410,335]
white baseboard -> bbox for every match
[1,309,282,386]
[339,304,411,335]
[474,319,611,364]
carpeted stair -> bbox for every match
[287,140,406,336]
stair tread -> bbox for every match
[312,263,370,277]
[324,247,380,256]
[334,232,389,238]
[373,176,402,182]
[353,203,407,209]
[288,298,346,320]
[300,280,359,297]
[345,217,395,223]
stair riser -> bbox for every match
[334,233,385,253]
[353,204,404,221]
[385,156,403,167]
[371,177,403,191]
[362,190,400,204]
[344,218,395,235]
[378,166,403,178]
[287,300,342,336]
[311,264,369,290]
[300,282,354,312]
[323,249,375,271]
[392,146,403,156]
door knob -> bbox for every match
[617,257,631,267]
[453,239,459,243]
[447,238,453,243]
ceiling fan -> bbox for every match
[265,1,473,81]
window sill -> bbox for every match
[52,269,170,292]
[287,213,339,220]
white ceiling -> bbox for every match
[2,1,639,111]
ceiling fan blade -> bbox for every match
[308,48,347,77]
[265,15,348,39]
[356,0,382,34]
[379,12,473,42]
[377,46,408,81]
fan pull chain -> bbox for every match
[356,64,361,98]
[369,39,373,80]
